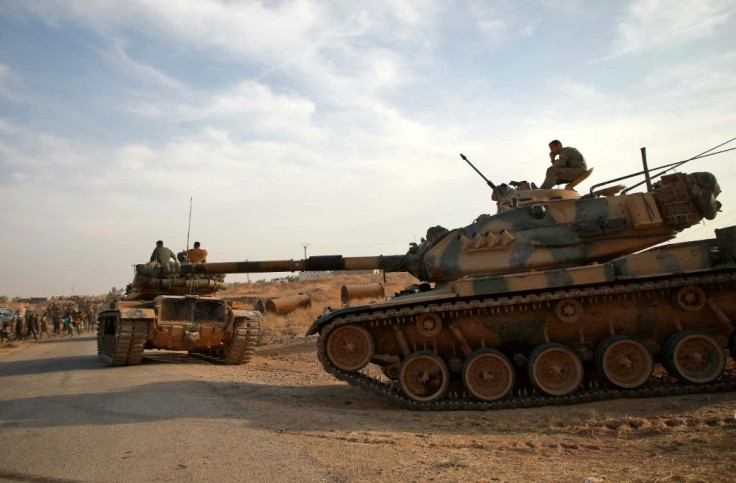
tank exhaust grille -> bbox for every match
[159,298,227,324]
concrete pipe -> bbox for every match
[341,282,384,305]
[265,294,311,314]
[254,299,266,313]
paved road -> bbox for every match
[0,336,325,482]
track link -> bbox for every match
[316,271,736,410]
[222,317,261,365]
[98,318,150,366]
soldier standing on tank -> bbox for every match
[187,241,208,263]
[150,240,177,270]
[540,140,588,189]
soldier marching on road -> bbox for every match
[14,312,24,341]
[26,311,38,341]
[40,312,51,339]
[0,320,10,343]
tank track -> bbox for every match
[97,318,149,366]
[221,318,260,365]
[316,271,736,410]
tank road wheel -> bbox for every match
[662,331,725,384]
[325,324,375,373]
[594,336,653,389]
[399,351,449,403]
[528,343,583,397]
[555,298,583,324]
[415,313,443,338]
[462,349,515,401]
[672,285,707,311]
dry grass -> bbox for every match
[217,272,418,344]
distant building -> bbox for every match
[299,271,331,280]
[299,269,378,280]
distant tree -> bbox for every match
[0,295,8,303]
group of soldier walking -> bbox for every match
[0,299,99,343]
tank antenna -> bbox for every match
[186,197,193,252]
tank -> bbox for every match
[96,258,261,366]
[175,170,735,408]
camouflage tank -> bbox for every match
[177,169,735,409]
[96,259,260,366]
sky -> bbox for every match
[1,0,735,298]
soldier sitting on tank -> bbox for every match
[540,140,588,189]
[187,241,208,263]
[150,240,177,271]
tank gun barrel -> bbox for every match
[179,255,409,276]
[460,153,496,191]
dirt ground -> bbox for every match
[4,274,736,481]
[188,334,735,482]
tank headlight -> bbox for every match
[529,204,547,219]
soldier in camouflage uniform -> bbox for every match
[39,312,51,338]
[0,320,10,343]
[150,240,177,270]
[26,311,38,341]
[14,313,24,340]
[540,140,588,189]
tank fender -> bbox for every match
[226,310,261,336]
[306,307,360,336]
[306,313,334,336]
[305,304,376,336]
[118,308,155,320]
[232,309,261,319]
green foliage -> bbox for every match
[0,295,8,303]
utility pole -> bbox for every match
[300,243,310,260]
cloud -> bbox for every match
[469,0,542,44]
[1,1,735,296]
[0,119,87,180]
[0,62,22,102]
[608,0,735,58]
[125,80,322,141]
[100,41,187,92]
